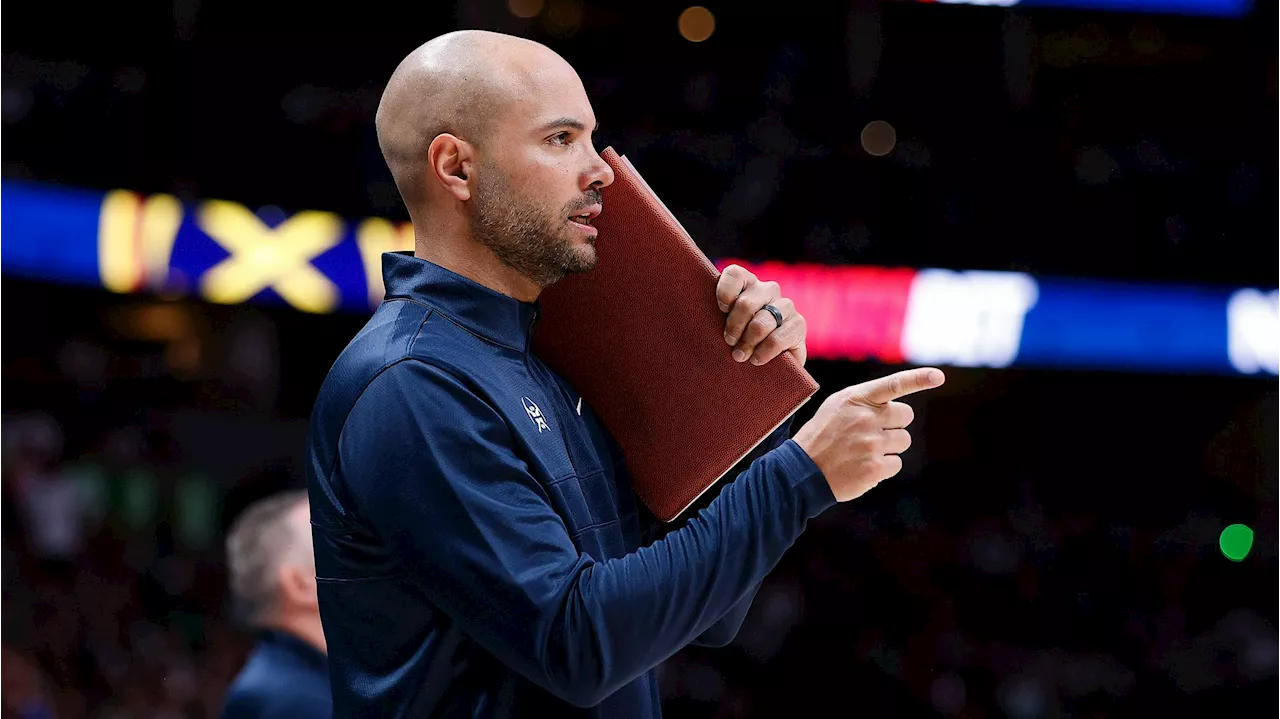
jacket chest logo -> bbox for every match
[522,397,551,433]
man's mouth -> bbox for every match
[568,204,602,226]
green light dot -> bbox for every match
[1219,524,1254,562]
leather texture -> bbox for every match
[532,147,820,522]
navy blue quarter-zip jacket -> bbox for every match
[306,251,836,717]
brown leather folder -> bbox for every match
[531,147,820,522]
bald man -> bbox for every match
[305,30,942,717]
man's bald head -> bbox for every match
[375,30,572,213]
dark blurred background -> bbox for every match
[2,1,1276,717]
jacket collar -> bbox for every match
[256,629,327,672]
[381,251,539,352]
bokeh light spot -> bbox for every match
[508,0,545,18]
[860,120,897,157]
[679,7,716,43]
[1219,523,1254,562]
[542,0,583,37]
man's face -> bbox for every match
[468,64,614,288]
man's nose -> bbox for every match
[585,152,615,190]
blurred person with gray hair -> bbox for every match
[220,490,331,719]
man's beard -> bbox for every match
[470,169,602,288]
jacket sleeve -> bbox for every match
[675,419,797,648]
[340,359,834,708]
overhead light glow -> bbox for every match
[679,7,715,43]
[508,0,544,18]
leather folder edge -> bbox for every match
[618,153,723,280]
[611,150,822,523]
[655,390,819,523]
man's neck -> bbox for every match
[414,236,541,303]
[266,612,328,655]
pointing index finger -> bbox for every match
[850,368,945,406]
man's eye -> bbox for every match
[550,132,572,146]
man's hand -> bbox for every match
[792,367,945,502]
[715,264,808,366]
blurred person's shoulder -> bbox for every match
[220,637,330,719]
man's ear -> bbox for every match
[278,563,319,610]
[427,133,474,202]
